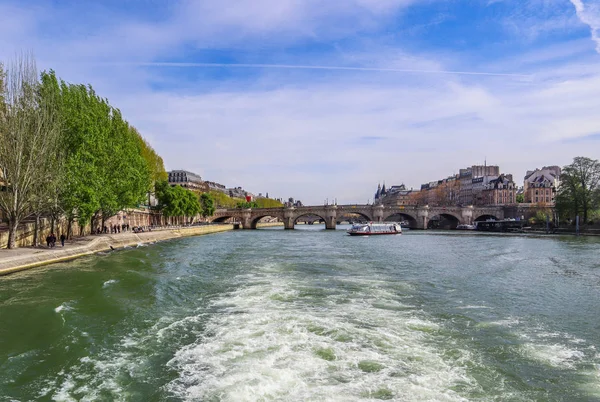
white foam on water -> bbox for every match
[51,377,77,402]
[48,351,134,401]
[476,318,520,328]
[54,302,74,313]
[520,343,586,369]
[164,266,472,401]
[456,305,490,310]
[102,279,119,288]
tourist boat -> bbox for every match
[456,224,477,230]
[347,222,402,236]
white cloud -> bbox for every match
[570,0,600,53]
[111,66,600,204]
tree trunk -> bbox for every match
[67,218,73,240]
[33,214,40,247]
[7,218,18,249]
[51,216,56,234]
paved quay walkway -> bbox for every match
[0,225,234,276]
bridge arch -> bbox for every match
[336,207,373,222]
[293,213,327,227]
[383,213,419,229]
[428,213,461,229]
[250,213,284,229]
[210,215,239,223]
[336,211,372,224]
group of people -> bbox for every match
[95,224,130,235]
[46,233,66,248]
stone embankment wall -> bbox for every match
[0,219,81,249]
[256,222,284,228]
[0,225,233,276]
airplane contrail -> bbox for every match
[106,61,532,78]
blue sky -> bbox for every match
[1,0,599,204]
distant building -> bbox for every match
[167,170,209,192]
[458,165,500,205]
[285,197,303,207]
[376,162,515,207]
[205,181,227,193]
[481,174,516,205]
[374,183,418,206]
[523,166,560,205]
[228,187,247,199]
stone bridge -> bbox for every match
[209,204,509,230]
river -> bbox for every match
[1,226,599,401]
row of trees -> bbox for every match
[209,190,284,209]
[0,55,281,248]
[155,181,215,223]
[0,55,167,248]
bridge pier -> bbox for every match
[241,209,252,229]
[372,205,384,223]
[283,208,295,230]
[462,206,473,225]
[325,206,337,230]
[417,206,429,230]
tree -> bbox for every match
[200,192,215,218]
[556,157,600,224]
[39,72,155,235]
[236,201,258,209]
[516,193,524,203]
[0,55,62,248]
[155,181,202,224]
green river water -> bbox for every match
[1,226,599,401]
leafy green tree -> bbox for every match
[556,157,600,224]
[236,201,259,209]
[209,191,244,208]
[0,55,63,248]
[155,181,202,223]
[182,188,201,223]
[516,194,524,203]
[39,71,155,235]
[200,192,215,218]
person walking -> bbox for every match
[60,234,66,247]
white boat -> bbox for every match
[456,224,477,230]
[347,222,402,236]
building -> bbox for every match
[523,166,560,205]
[228,187,247,199]
[458,165,500,205]
[375,184,418,206]
[419,176,460,206]
[167,170,209,192]
[376,162,513,208]
[206,181,227,193]
[481,174,516,205]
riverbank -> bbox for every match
[0,225,234,276]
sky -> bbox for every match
[1,0,599,204]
